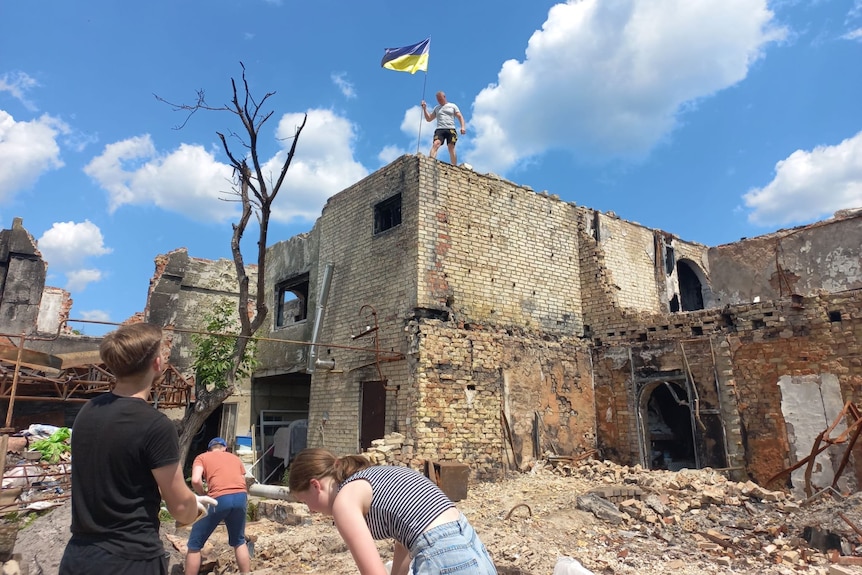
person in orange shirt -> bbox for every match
[184,437,251,575]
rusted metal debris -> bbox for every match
[504,503,532,520]
[766,400,862,497]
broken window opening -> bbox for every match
[677,260,705,311]
[664,245,675,275]
[374,194,402,234]
[276,274,309,328]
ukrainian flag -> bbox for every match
[381,38,430,74]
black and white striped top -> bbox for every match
[340,466,454,549]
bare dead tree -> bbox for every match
[157,63,307,464]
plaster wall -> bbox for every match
[257,230,319,372]
[708,211,862,305]
[778,373,849,497]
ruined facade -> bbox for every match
[246,154,862,489]
[3,156,859,494]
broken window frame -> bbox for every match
[275,274,309,329]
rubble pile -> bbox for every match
[470,458,862,575]
[14,457,862,575]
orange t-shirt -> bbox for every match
[193,451,247,499]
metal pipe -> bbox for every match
[249,483,293,500]
[306,263,335,373]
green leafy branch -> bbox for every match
[190,299,257,391]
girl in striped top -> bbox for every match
[289,448,497,575]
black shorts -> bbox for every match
[434,128,458,145]
[60,540,168,575]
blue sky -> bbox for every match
[1,0,861,335]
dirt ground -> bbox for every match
[13,458,862,575]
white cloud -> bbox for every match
[0,72,39,111]
[467,0,787,174]
[265,109,369,223]
[0,110,68,201]
[65,269,103,292]
[83,135,238,222]
[331,72,357,99]
[374,105,429,164]
[37,220,112,268]
[744,131,862,226]
[843,28,862,40]
[378,145,404,165]
[84,109,369,225]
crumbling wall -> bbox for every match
[36,286,72,336]
[708,209,862,306]
[145,248,255,373]
[0,217,47,335]
[591,289,862,490]
[589,211,661,312]
[410,320,595,480]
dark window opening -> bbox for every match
[677,261,704,311]
[374,194,402,234]
[691,326,703,336]
[828,311,842,322]
[752,318,766,329]
[276,274,309,328]
[669,294,680,312]
[664,246,675,275]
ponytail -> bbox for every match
[288,448,372,492]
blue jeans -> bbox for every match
[187,492,248,550]
[409,514,497,574]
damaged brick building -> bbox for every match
[2,155,860,495]
[240,155,862,491]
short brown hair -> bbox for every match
[100,323,163,378]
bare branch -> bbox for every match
[159,63,303,467]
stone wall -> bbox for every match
[588,211,662,312]
[306,156,420,455]
[412,321,596,480]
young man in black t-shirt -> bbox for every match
[60,323,216,575]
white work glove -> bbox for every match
[196,495,218,518]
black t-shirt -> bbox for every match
[69,393,180,559]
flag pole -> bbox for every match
[417,71,428,155]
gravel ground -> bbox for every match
[13,458,862,574]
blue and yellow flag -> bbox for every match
[381,38,430,74]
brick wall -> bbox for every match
[416,161,583,334]
[410,320,595,480]
[307,157,419,455]
[591,290,862,489]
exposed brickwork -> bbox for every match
[591,290,862,487]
